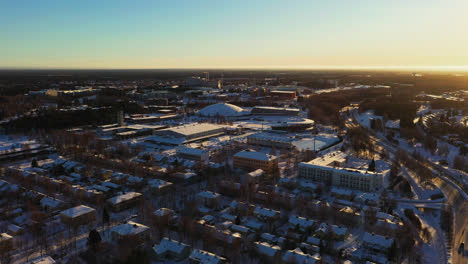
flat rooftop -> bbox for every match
[60,205,95,219]
[159,123,225,137]
[234,150,277,161]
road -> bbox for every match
[343,106,468,264]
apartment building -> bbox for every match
[233,150,278,172]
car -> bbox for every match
[459,242,464,254]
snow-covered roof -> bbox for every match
[197,191,221,200]
[306,236,321,246]
[189,249,226,264]
[385,119,400,129]
[0,233,12,242]
[315,223,347,236]
[40,197,63,209]
[255,241,281,257]
[244,219,264,230]
[282,248,319,264]
[252,106,300,112]
[107,192,142,205]
[247,169,264,178]
[177,146,207,156]
[60,205,95,219]
[234,150,277,161]
[331,187,354,196]
[362,232,393,249]
[26,256,56,264]
[8,224,22,233]
[230,224,250,234]
[158,123,225,137]
[247,132,295,143]
[148,179,173,189]
[299,162,379,177]
[111,221,149,236]
[260,233,286,245]
[288,215,315,229]
[198,103,246,117]
[376,212,395,222]
[253,207,280,218]
[153,237,189,255]
[154,208,174,217]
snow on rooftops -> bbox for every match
[111,221,149,236]
[288,215,315,229]
[8,224,22,234]
[148,178,173,189]
[376,212,396,222]
[220,212,236,222]
[201,215,215,223]
[177,146,207,155]
[0,233,12,242]
[60,205,95,218]
[282,248,320,264]
[234,150,276,161]
[255,241,281,257]
[189,249,226,264]
[154,208,175,217]
[385,119,400,129]
[247,169,264,178]
[25,255,56,264]
[244,219,264,230]
[331,187,354,196]
[101,181,119,189]
[253,106,300,112]
[253,206,280,218]
[153,237,189,255]
[260,233,286,245]
[303,151,347,167]
[159,123,225,137]
[306,236,321,246]
[298,180,318,190]
[362,232,394,249]
[197,191,221,199]
[40,196,63,209]
[198,103,246,117]
[174,172,197,179]
[127,175,143,183]
[247,132,295,142]
[107,192,142,205]
[315,223,348,236]
[230,224,250,234]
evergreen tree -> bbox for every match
[368,158,376,172]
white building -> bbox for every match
[111,221,150,242]
[298,158,382,192]
[177,146,209,162]
[189,249,227,264]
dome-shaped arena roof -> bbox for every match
[199,103,246,117]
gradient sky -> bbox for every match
[1,0,468,69]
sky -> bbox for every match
[1,0,468,70]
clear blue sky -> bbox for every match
[1,0,467,69]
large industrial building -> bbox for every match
[251,106,300,116]
[247,132,295,149]
[145,123,225,145]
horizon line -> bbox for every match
[1,65,468,72]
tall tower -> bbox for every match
[203,72,209,81]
